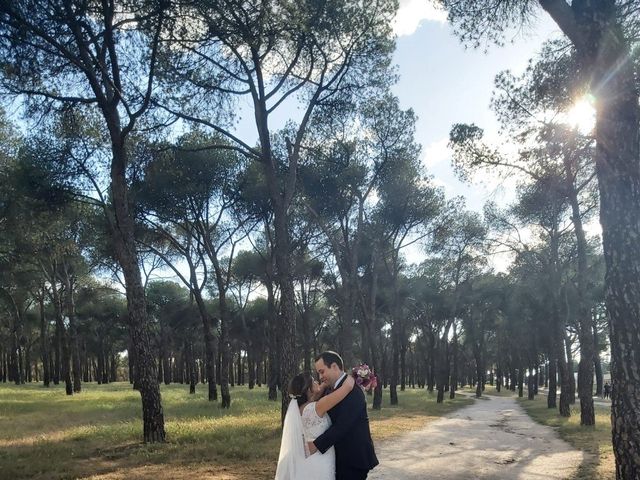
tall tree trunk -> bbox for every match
[109,133,165,443]
[266,280,279,402]
[527,364,535,400]
[300,280,312,375]
[61,265,82,393]
[38,294,50,388]
[557,349,571,417]
[82,342,89,383]
[2,346,5,383]
[218,290,232,408]
[51,278,72,395]
[544,2,640,472]
[188,342,196,395]
[163,349,172,385]
[400,336,407,392]
[450,324,458,399]
[24,346,31,382]
[98,345,105,385]
[517,367,524,398]
[192,288,218,401]
[474,347,483,398]
[248,348,255,389]
[427,331,435,393]
[436,339,448,403]
[550,229,570,416]
[593,324,603,397]
[109,352,117,382]
[127,340,135,386]
[564,333,576,405]
[563,155,595,424]
[53,321,60,385]
[256,353,262,388]
[361,245,383,410]
[390,321,399,406]
[271,197,297,423]
[389,263,405,406]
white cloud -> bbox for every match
[393,0,448,37]
[422,137,451,169]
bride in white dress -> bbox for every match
[275,372,355,480]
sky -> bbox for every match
[391,1,561,211]
[386,2,607,269]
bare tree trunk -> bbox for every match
[390,320,399,405]
[61,264,82,393]
[38,294,50,387]
[548,3,640,472]
[188,342,196,395]
[563,159,594,424]
[300,281,312,374]
[517,367,524,398]
[528,364,535,400]
[593,325,604,397]
[450,324,458,399]
[427,331,435,393]
[557,349,571,417]
[192,289,217,401]
[109,135,165,442]
[436,339,448,403]
[51,278,72,395]
[267,280,279,401]
[564,333,576,405]
[474,348,483,399]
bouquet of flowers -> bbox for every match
[351,363,378,392]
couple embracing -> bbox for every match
[275,351,379,480]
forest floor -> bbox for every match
[0,382,472,480]
[370,388,614,480]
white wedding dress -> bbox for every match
[275,401,336,480]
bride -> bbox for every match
[275,371,355,480]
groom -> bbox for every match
[309,351,378,480]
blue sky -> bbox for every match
[391,2,560,211]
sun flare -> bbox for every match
[562,97,596,134]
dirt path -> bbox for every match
[369,395,588,480]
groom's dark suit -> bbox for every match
[313,374,378,480]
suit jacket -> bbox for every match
[313,375,379,473]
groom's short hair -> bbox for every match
[315,351,344,370]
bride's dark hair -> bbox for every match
[288,372,313,407]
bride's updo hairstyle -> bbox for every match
[288,372,313,407]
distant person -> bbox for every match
[604,381,611,399]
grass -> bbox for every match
[517,395,615,480]
[0,382,472,480]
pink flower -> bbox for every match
[351,363,378,392]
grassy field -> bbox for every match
[517,395,615,480]
[0,382,472,480]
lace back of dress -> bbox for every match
[301,402,331,443]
